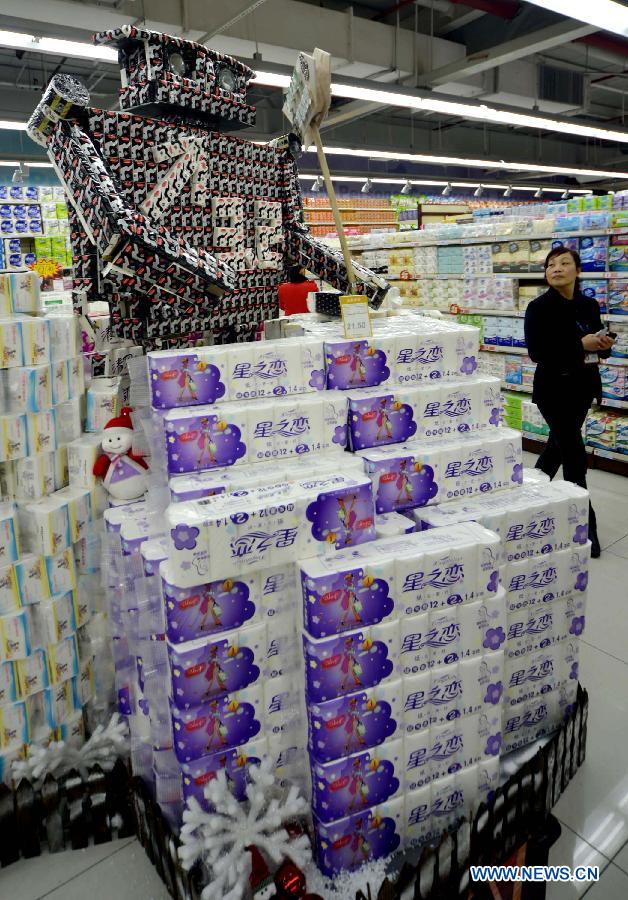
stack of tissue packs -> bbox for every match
[162,392,347,474]
[360,427,522,513]
[300,522,504,874]
[413,481,588,753]
[0,298,104,770]
[146,317,480,410]
[115,319,589,868]
[345,376,501,451]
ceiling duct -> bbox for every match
[539,64,584,108]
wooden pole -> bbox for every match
[312,125,356,288]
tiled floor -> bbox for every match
[8,456,628,900]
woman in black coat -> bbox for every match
[524,246,615,557]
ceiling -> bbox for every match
[1,0,628,191]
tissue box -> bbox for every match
[502,682,578,753]
[503,543,591,612]
[505,593,586,660]
[307,680,402,763]
[399,588,506,673]
[170,685,264,763]
[504,642,579,707]
[165,473,375,586]
[166,623,266,709]
[180,739,267,811]
[404,759,499,847]
[303,621,399,703]
[163,392,347,474]
[310,739,404,823]
[313,798,404,876]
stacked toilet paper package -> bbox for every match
[0,288,109,777]
[110,313,589,874]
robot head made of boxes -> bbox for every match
[94,26,256,128]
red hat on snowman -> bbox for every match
[103,406,135,439]
[248,846,275,899]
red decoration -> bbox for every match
[274,860,307,898]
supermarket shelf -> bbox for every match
[522,433,549,446]
[606,315,628,323]
[349,226,628,253]
[452,307,522,317]
[605,357,628,366]
[502,383,532,393]
[480,344,528,355]
[307,220,398,226]
[0,199,42,206]
[600,398,628,409]
[593,447,628,463]
[304,206,394,212]
[0,232,46,239]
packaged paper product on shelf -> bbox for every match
[502,682,578,753]
[299,522,500,639]
[168,453,364,502]
[503,542,591,612]
[360,427,522,513]
[505,593,586,660]
[374,511,415,538]
[504,641,579,707]
[166,472,376,585]
[162,392,348,474]
[414,480,589,562]
[346,376,501,451]
[313,798,404,876]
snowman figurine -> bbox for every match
[248,846,276,900]
[93,407,149,502]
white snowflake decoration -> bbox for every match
[178,757,311,900]
[12,713,129,787]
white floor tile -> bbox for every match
[612,839,628,875]
[41,839,170,900]
[607,536,628,561]
[0,838,136,900]
[545,823,610,900]
[553,642,628,859]
[583,553,628,663]
[583,862,628,899]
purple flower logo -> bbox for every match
[485,733,502,757]
[511,463,523,484]
[487,571,500,593]
[171,524,200,551]
[482,627,506,651]
[460,356,478,376]
[333,424,347,447]
[573,524,588,545]
[309,368,327,391]
[575,572,588,592]
[569,616,585,637]
[484,682,503,705]
[489,407,501,426]
[570,662,579,680]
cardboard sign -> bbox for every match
[340,294,372,339]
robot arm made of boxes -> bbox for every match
[26,26,388,348]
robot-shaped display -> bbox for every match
[28,27,388,348]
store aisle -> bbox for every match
[7,460,628,900]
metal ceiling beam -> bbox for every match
[417,20,597,87]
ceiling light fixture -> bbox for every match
[0,28,625,147]
[310,175,324,192]
[328,83,628,146]
[442,183,452,197]
[473,184,484,198]
[503,185,513,198]
[534,188,543,199]
[401,180,412,194]
[520,0,628,39]
[296,174,593,193]
[313,146,628,181]
[361,178,373,194]
[561,189,570,200]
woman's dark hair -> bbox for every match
[287,264,308,283]
[544,246,582,271]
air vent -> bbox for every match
[539,64,583,106]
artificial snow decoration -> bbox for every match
[12,714,129,786]
[179,757,312,900]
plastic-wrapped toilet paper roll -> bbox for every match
[27,74,89,146]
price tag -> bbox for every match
[340,295,372,339]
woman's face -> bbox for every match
[545,252,580,290]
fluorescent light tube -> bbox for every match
[521,1,628,38]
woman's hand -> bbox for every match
[582,333,615,352]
